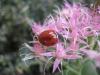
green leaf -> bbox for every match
[81,59,98,75]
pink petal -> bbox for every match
[41,52,54,57]
[95,54,100,67]
[69,41,79,51]
[32,23,43,34]
[57,43,64,51]
[33,43,44,54]
[80,49,98,59]
[53,59,61,72]
[65,54,81,59]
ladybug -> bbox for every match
[38,30,58,46]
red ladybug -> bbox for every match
[38,30,58,46]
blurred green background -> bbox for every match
[0,0,98,75]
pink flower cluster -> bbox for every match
[21,2,100,72]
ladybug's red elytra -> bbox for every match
[38,30,58,46]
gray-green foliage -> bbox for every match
[0,0,63,75]
[0,0,32,53]
[63,59,99,75]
